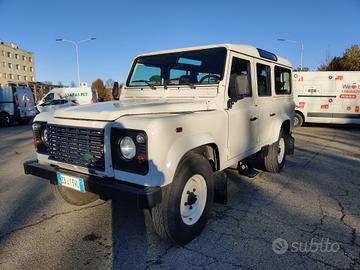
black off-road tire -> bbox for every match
[50,184,100,206]
[263,130,287,173]
[151,153,214,245]
[294,112,304,127]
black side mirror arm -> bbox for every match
[112,82,119,100]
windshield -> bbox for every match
[127,47,227,87]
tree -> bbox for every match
[92,79,107,101]
[318,45,360,71]
[105,78,115,88]
[43,81,53,85]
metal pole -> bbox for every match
[56,38,95,86]
[300,42,304,71]
[75,43,80,86]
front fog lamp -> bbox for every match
[119,136,136,160]
[136,133,146,144]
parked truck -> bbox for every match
[0,86,37,126]
[293,71,360,126]
[24,44,295,244]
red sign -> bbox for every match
[356,106,360,113]
[340,94,357,99]
[321,104,329,109]
[297,102,305,109]
[335,75,343,80]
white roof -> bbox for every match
[138,43,292,67]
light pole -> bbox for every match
[277,38,304,71]
[56,37,96,86]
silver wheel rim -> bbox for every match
[278,137,285,164]
[294,116,299,127]
[180,174,207,225]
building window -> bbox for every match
[8,63,12,69]
[17,75,21,80]
[1,62,5,68]
[30,76,34,82]
[30,67,33,72]
[3,73,6,79]
[22,55,26,61]
[23,66,27,71]
[7,52,11,58]
[15,53,19,59]
[29,57,33,62]
[9,74,13,79]
[16,64,20,70]
[24,75,27,80]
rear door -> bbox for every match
[14,87,37,118]
[255,61,274,145]
[334,73,360,124]
[226,53,259,160]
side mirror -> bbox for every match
[112,82,119,100]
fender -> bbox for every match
[162,133,218,186]
[268,114,291,144]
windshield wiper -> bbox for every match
[132,80,156,89]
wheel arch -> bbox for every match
[295,110,305,122]
[163,134,221,186]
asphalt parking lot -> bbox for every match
[0,123,359,269]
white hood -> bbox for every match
[53,99,216,121]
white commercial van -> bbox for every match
[37,86,98,112]
[293,71,360,126]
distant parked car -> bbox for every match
[0,86,36,126]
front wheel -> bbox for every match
[151,154,214,245]
[263,130,287,173]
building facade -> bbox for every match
[0,42,36,87]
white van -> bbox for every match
[0,86,37,126]
[293,71,360,126]
[37,86,98,112]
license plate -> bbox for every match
[56,172,85,193]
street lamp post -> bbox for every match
[277,38,304,71]
[56,37,96,86]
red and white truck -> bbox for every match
[293,71,360,126]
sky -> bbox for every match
[0,0,359,86]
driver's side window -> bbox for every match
[228,57,252,98]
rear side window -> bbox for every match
[275,66,291,95]
[256,63,271,97]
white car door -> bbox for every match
[226,53,259,160]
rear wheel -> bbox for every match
[50,184,100,206]
[294,112,303,127]
[263,130,287,173]
[151,154,214,245]
[0,113,13,127]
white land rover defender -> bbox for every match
[24,44,295,244]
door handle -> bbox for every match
[270,113,276,117]
[250,117,258,121]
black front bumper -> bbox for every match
[23,160,162,209]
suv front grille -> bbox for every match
[47,124,105,171]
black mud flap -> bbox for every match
[214,171,227,204]
[285,133,295,155]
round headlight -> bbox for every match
[119,136,136,160]
[41,128,49,146]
